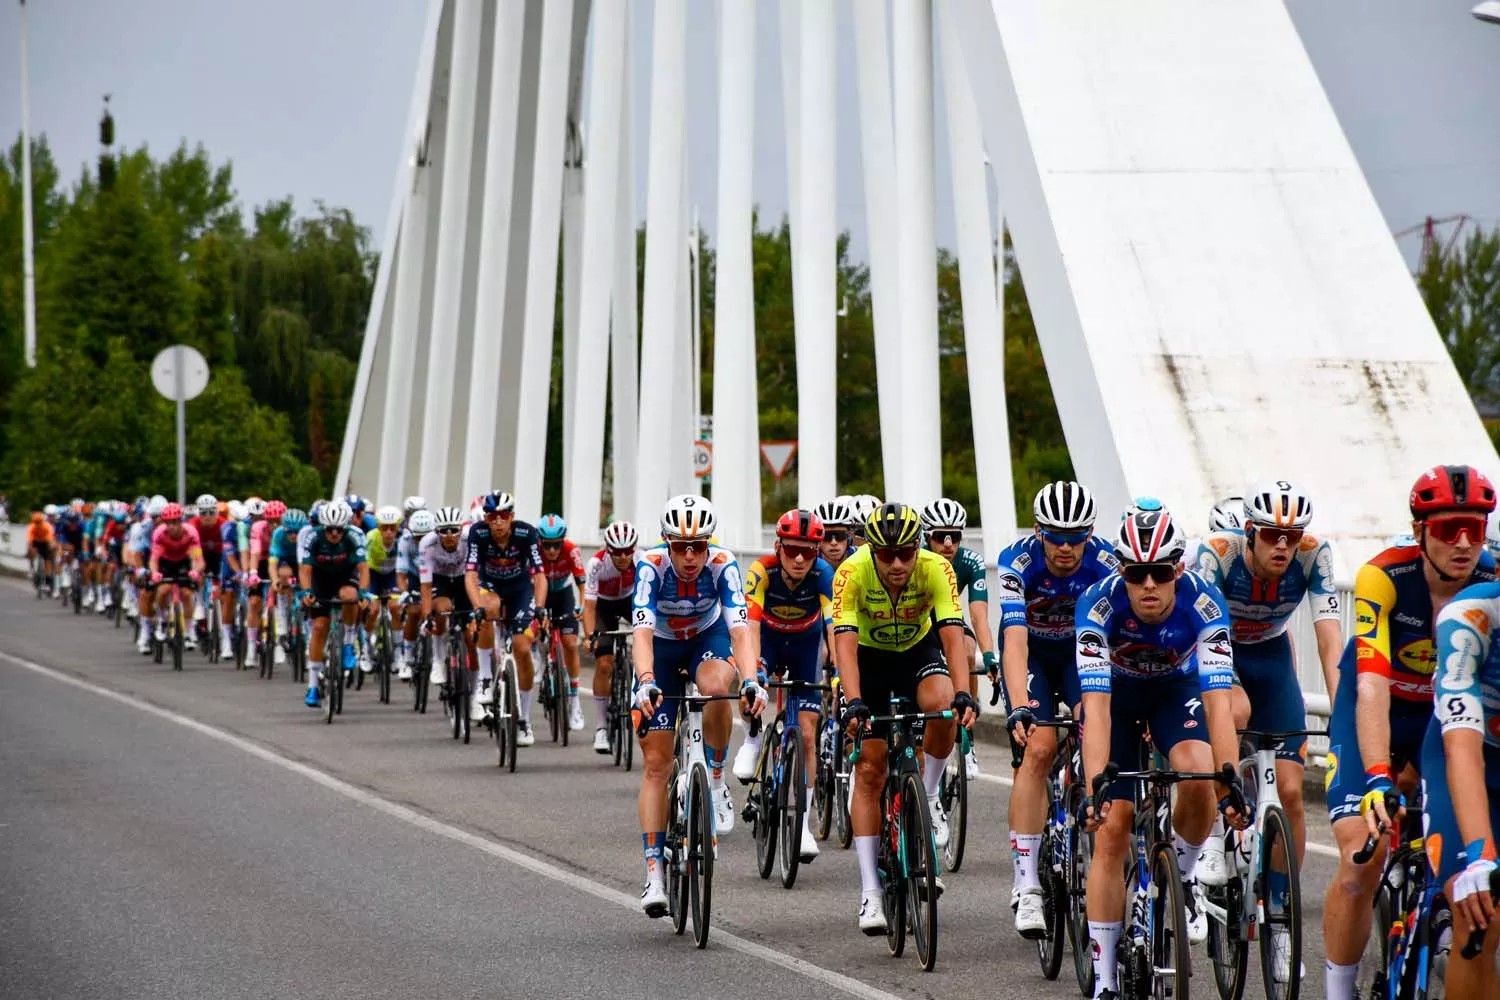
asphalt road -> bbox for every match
[0,579,1347,999]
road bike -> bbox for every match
[599,628,636,770]
[256,582,281,681]
[436,609,477,744]
[537,617,570,746]
[311,597,362,724]
[488,627,522,771]
[366,592,398,704]
[937,665,992,872]
[812,665,852,849]
[152,574,192,673]
[744,676,830,889]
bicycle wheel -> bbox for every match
[1037,821,1066,980]
[901,771,940,971]
[412,637,429,713]
[113,576,125,627]
[688,762,715,949]
[609,661,625,765]
[753,735,780,880]
[72,576,82,614]
[668,761,689,936]
[1066,785,1096,997]
[1357,886,1393,1000]
[504,653,519,772]
[377,612,393,704]
[940,750,969,872]
[548,653,563,744]
[495,663,510,768]
[449,643,465,741]
[1148,840,1191,1000]
[1208,860,1249,1000]
[779,736,806,889]
[813,718,835,841]
[171,604,184,672]
[325,624,340,724]
[835,726,853,849]
[1257,805,1301,1000]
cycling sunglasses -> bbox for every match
[669,540,709,555]
[1121,562,1176,585]
[323,526,345,536]
[1041,528,1091,547]
[821,530,850,544]
[606,546,635,557]
[485,509,514,520]
[1252,526,1304,547]
[540,540,563,549]
[780,543,818,561]
[927,529,963,546]
[872,543,919,564]
[1425,515,1487,545]
[436,526,462,537]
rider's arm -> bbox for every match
[743,559,769,668]
[1351,563,1398,787]
[964,551,995,656]
[1192,586,1240,774]
[1314,619,1343,706]
[582,597,597,638]
[464,569,483,609]
[830,560,862,699]
[996,557,1030,711]
[528,537,548,608]
[1304,538,1346,701]
[631,557,660,683]
[714,553,756,685]
[1076,590,1114,788]
[148,526,162,576]
[1435,598,1499,861]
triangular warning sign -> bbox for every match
[760,441,797,478]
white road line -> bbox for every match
[0,650,906,1000]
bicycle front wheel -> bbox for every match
[688,763,715,948]
[171,606,184,672]
[1148,841,1191,1000]
[1037,822,1066,980]
[899,771,939,971]
[779,735,806,889]
[1067,783,1095,997]
[1257,805,1301,1000]
[753,736,780,881]
[940,751,968,872]
[504,655,520,772]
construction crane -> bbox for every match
[1393,214,1472,276]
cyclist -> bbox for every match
[921,497,996,779]
[297,499,369,708]
[1322,464,1498,1000]
[847,494,882,548]
[220,501,253,661]
[148,503,205,648]
[79,502,101,610]
[814,497,856,568]
[732,508,835,861]
[464,492,549,736]
[1078,507,1247,999]
[998,481,1118,937]
[243,498,281,669]
[267,507,306,667]
[582,519,638,752]
[1425,582,1500,998]
[26,511,55,593]
[55,506,83,599]
[536,513,588,732]
[834,502,976,933]
[633,495,764,917]
[419,505,474,696]
[98,504,129,613]
[189,496,224,644]
[346,494,377,534]
[395,508,434,680]
[129,498,166,653]
[361,505,404,675]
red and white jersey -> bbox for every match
[584,547,635,601]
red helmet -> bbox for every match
[265,500,287,520]
[1409,465,1497,519]
[775,508,825,544]
[160,502,183,522]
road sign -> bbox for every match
[151,345,211,504]
[760,441,797,479]
[693,440,713,479]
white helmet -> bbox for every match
[321,500,354,528]
[1208,496,1246,533]
[814,497,855,528]
[467,505,485,524]
[408,509,436,536]
[403,495,427,514]
[433,505,465,530]
[43,503,58,517]
[245,497,267,518]
[920,498,968,530]
[1244,481,1313,530]
[182,503,199,520]
[1115,507,1187,563]
[660,494,717,540]
[145,497,167,518]
[848,494,883,524]
[226,500,247,522]
[149,494,169,509]
[1034,481,1097,530]
[196,493,217,510]
[602,520,639,550]
[375,505,403,526]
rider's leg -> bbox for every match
[1011,727,1058,893]
[594,652,614,731]
[307,612,331,692]
[915,669,957,800]
[694,658,736,787]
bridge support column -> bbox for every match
[609,25,638,527]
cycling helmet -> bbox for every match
[321,500,354,528]
[467,505,485,524]
[227,500,247,522]
[43,503,58,517]
[245,497,267,518]
[920,498,968,530]
[1033,481,1097,530]
[112,508,128,523]
[814,497,855,528]
[403,495,427,514]
[1208,496,1246,532]
[408,509,436,536]
[149,494,168,509]
[196,493,217,510]
[1244,481,1313,530]
[216,501,229,518]
[1409,464,1497,519]
[345,494,367,514]
[70,497,84,510]
[282,508,308,532]
[1115,508,1187,563]
[660,495,717,540]
[181,503,198,520]
[537,514,567,541]
[160,502,183,522]
[482,490,515,514]
[145,497,167,518]
[30,511,43,523]
[849,494,883,524]
[433,505,465,530]
[864,502,923,548]
[264,499,287,520]
[375,505,402,527]
[775,508,826,543]
[601,520,638,550]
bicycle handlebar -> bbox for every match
[1352,789,1406,865]
[1460,868,1500,959]
[633,691,743,739]
[846,710,955,764]
[1010,717,1081,770]
[1090,760,1238,801]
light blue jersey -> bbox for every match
[1192,530,1340,644]
[632,543,748,641]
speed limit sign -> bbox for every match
[693,440,713,479]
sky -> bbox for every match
[2,0,1499,266]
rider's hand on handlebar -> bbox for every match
[1452,854,1498,933]
[951,690,977,728]
[633,675,661,716]
[840,697,871,738]
[1007,706,1036,746]
[982,650,999,683]
[1082,793,1110,833]
[740,678,767,718]
[1359,768,1405,840]
[1217,765,1252,830]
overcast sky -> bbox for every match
[3,0,1498,265]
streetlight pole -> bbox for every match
[18,0,38,368]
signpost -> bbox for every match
[151,345,210,503]
[693,440,713,479]
[760,441,798,479]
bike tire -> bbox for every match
[1208,840,1250,1000]
[495,663,510,768]
[609,664,624,766]
[113,579,124,627]
[900,771,939,972]
[377,614,393,704]
[813,718,834,842]
[941,751,969,872]
[1257,805,1301,1000]
[171,608,184,672]
[753,736,779,881]
[835,724,853,849]
[1356,886,1392,1000]
[549,655,563,744]
[689,763,715,949]
[505,654,519,772]
[1066,784,1095,997]
[73,579,82,614]
[1037,823,1066,980]
[668,761,688,936]
[1148,840,1191,1000]
[326,625,340,724]
[779,735,806,889]
[450,645,464,742]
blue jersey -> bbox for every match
[1074,571,1235,694]
[128,518,155,555]
[996,535,1119,657]
[268,525,300,565]
[1434,581,1500,757]
[1192,530,1341,644]
[632,543,749,641]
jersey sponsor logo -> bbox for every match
[1077,629,1107,660]
[1193,592,1219,624]
[1393,612,1424,628]
[1204,627,1232,658]
[1208,537,1231,557]
[1012,552,1032,573]
[1396,638,1438,676]
[771,605,810,622]
[712,551,729,566]
[1355,598,1380,637]
[1439,629,1481,691]
[1086,597,1112,626]
[1462,607,1491,633]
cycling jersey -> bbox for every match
[396,530,421,581]
[831,545,964,652]
[1074,571,1235,694]
[632,543,749,641]
[364,529,397,575]
[941,545,989,603]
[56,517,83,547]
[1192,530,1340,643]
[268,525,299,568]
[745,554,835,634]
[190,516,224,558]
[248,520,274,565]
[150,524,203,563]
[583,548,635,601]
[303,530,366,580]
[26,522,54,545]
[127,519,154,555]
[996,535,1119,660]
[539,538,587,593]
[465,522,544,590]
[417,532,468,582]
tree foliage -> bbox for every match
[1420,225,1500,419]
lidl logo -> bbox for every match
[1354,598,1380,638]
[1396,639,1438,675]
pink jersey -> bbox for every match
[249,519,273,562]
[583,547,635,601]
[540,538,587,593]
[151,523,203,563]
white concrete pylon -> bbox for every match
[511,0,578,523]
[460,1,527,503]
[418,0,485,503]
[634,0,688,533]
[712,0,761,552]
[609,16,638,526]
[377,157,433,506]
[566,0,630,545]
[891,0,943,506]
[938,0,1015,554]
[673,152,696,498]
[777,0,804,377]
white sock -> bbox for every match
[1013,832,1043,891]
[478,646,494,682]
[804,786,816,829]
[1173,833,1204,882]
[854,835,881,893]
[923,751,950,799]
[594,695,609,729]
[1325,961,1359,1000]
[308,661,323,692]
[139,619,151,640]
[519,689,533,721]
[1090,921,1122,994]
[246,627,258,651]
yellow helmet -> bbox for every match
[864,502,922,548]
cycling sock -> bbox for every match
[568,679,580,704]
[923,751,950,799]
[1265,869,1290,907]
[804,786,816,824]
[593,695,608,729]
[1089,921,1122,993]
[1012,832,1043,891]
[246,627,258,653]
[642,831,666,882]
[308,660,323,692]
[706,744,727,785]
[519,689,533,721]
[1324,960,1358,1000]
[1173,832,1204,882]
[477,646,494,683]
[854,835,881,893]
[365,627,377,650]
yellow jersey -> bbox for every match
[832,546,964,651]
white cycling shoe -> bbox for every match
[800,821,820,862]
[1015,887,1047,939]
[731,740,760,784]
[713,785,736,834]
[641,877,669,918]
[567,700,585,732]
[1270,926,1302,984]
[1185,879,1208,945]
[469,687,490,722]
[858,892,887,935]
[516,721,535,747]
[965,749,980,779]
[1195,842,1230,887]
[273,644,287,666]
[927,795,951,849]
[593,728,610,754]
[430,658,447,686]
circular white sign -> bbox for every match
[151,345,210,401]
[693,440,713,478]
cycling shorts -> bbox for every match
[1024,646,1082,723]
[636,617,734,734]
[430,575,474,614]
[370,570,399,597]
[759,623,825,717]
[31,540,53,560]
[480,580,535,636]
[1420,716,1500,883]
[1101,673,1209,803]
[546,586,579,636]
[595,596,631,635]
[1325,642,1431,823]
[202,550,222,578]
[1232,634,1308,763]
[853,631,950,737]
[154,558,193,586]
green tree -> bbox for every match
[1420,225,1500,413]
